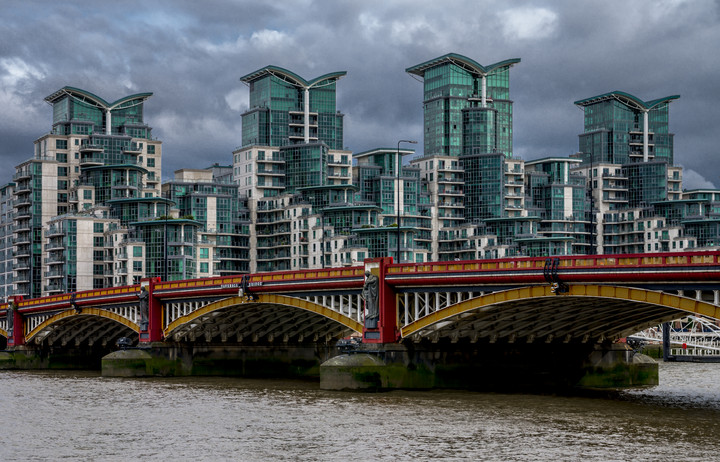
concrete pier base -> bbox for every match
[101,344,334,378]
[320,342,658,391]
[0,347,102,370]
[576,344,658,388]
[0,351,14,369]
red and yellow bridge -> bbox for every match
[2,251,720,353]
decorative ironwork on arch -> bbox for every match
[25,307,140,343]
[401,285,720,344]
[163,293,363,340]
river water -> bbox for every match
[1,361,718,461]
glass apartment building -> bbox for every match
[3,59,718,300]
[240,66,345,150]
[406,53,520,158]
[575,91,679,166]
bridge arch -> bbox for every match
[164,294,363,343]
[26,307,139,346]
[402,284,720,344]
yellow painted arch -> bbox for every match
[25,307,140,342]
[401,284,720,338]
[164,293,363,338]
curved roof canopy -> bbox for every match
[574,91,679,111]
[45,86,152,110]
[240,65,346,89]
[406,53,521,78]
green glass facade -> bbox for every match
[282,143,329,193]
[406,54,519,158]
[240,66,345,149]
[575,92,678,166]
[462,153,504,221]
[626,162,669,207]
[352,148,430,263]
[133,219,200,281]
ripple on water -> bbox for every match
[0,362,719,461]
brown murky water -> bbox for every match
[1,362,718,461]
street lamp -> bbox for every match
[396,139,418,263]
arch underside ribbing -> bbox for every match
[165,295,362,344]
[26,309,138,347]
[402,285,720,345]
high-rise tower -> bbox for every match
[406,53,520,158]
[574,91,679,166]
[240,66,346,150]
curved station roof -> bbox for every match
[240,65,346,89]
[406,53,521,78]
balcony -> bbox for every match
[44,270,65,279]
[14,183,32,194]
[122,143,142,155]
[44,283,66,294]
[437,175,463,184]
[79,144,104,153]
[14,261,31,271]
[257,167,285,175]
[15,207,32,219]
[80,154,104,166]
[14,196,32,208]
[13,170,31,181]
[14,221,31,233]
[45,242,65,252]
[45,254,66,264]
[14,273,31,284]
[45,226,66,238]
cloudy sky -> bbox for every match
[1,0,718,188]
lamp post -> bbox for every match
[396,139,417,263]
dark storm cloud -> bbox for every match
[1,0,718,187]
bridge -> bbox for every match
[2,251,720,389]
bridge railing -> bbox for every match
[153,266,365,295]
[387,250,720,276]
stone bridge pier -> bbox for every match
[318,258,702,391]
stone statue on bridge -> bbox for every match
[6,301,14,339]
[138,287,149,332]
[362,271,379,329]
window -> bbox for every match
[147,145,155,154]
[84,190,92,200]
[147,158,155,167]
[133,261,143,272]
[56,139,68,149]
[94,223,104,233]
[133,246,143,257]
[199,248,209,259]
[200,262,208,273]
[58,166,68,177]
